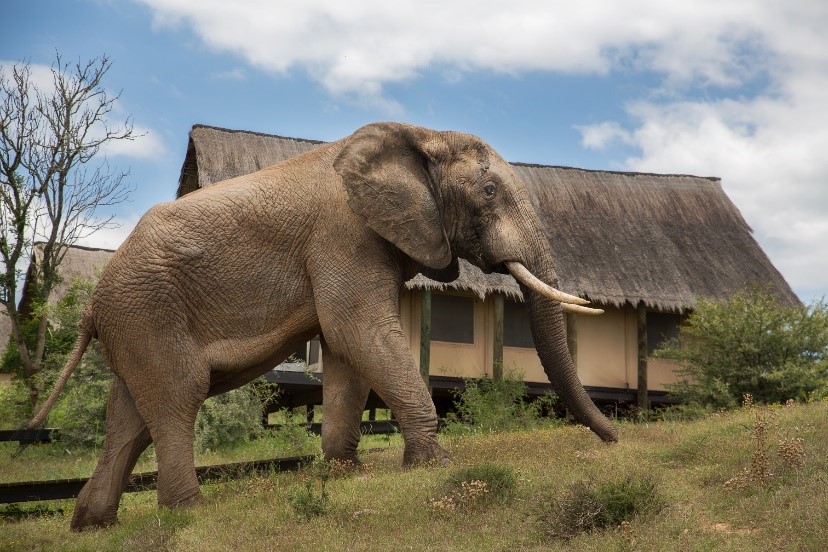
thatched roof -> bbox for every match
[18,244,115,314]
[43,245,115,302]
[177,124,798,313]
[1,244,115,349]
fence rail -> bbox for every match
[1,419,407,446]
[0,419,447,506]
[0,428,57,445]
[0,453,315,505]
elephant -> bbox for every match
[28,122,617,531]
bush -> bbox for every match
[194,380,272,452]
[287,456,331,521]
[43,280,112,447]
[0,378,31,428]
[444,370,557,434]
[657,288,828,407]
[430,464,516,513]
[537,475,664,540]
[267,409,318,456]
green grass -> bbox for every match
[2,401,828,551]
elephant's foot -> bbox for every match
[71,496,119,532]
[322,438,363,467]
[402,439,451,467]
[158,488,204,510]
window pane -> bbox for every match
[431,294,474,344]
[504,300,535,348]
[647,312,681,355]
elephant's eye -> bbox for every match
[483,183,497,198]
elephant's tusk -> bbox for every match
[562,303,604,316]
[505,261,590,306]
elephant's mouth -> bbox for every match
[476,260,505,275]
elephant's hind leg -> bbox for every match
[130,364,209,511]
[71,376,151,531]
[320,338,371,464]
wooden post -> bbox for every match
[419,289,431,387]
[637,302,649,411]
[493,293,504,380]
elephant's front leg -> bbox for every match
[318,304,449,466]
[320,337,371,464]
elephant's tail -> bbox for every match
[26,318,94,430]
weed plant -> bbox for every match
[724,395,808,489]
[287,455,332,521]
[430,464,517,514]
[536,474,665,541]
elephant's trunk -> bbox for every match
[514,263,618,443]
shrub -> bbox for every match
[287,456,331,521]
[657,288,828,407]
[44,280,112,447]
[430,464,516,513]
[594,476,664,526]
[444,370,557,434]
[267,409,318,456]
[536,475,665,540]
[194,380,272,452]
[0,378,31,428]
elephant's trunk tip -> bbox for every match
[594,423,619,443]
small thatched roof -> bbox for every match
[18,244,115,314]
[177,124,798,313]
[1,244,115,350]
[43,245,115,302]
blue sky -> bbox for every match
[3,0,827,303]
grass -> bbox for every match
[1,400,827,551]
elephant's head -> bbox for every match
[334,122,617,443]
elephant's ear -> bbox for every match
[334,122,452,270]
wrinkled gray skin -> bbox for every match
[40,122,616,531]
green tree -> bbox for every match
[0,277,111,445]
[657,288,828,407]
[0,53,133,411]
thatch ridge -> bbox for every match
[177,125,799,313]
[191,124,326,146]
[510,161,722,183]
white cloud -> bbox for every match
[136,0,811,99]
[74,215,139,251]
[102,126,166,160]
[574,121,634,150]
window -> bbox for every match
[431,293,475,344]
[504,299,535,348]
[647,312,681,355]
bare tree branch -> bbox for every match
[0,53,134,409]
